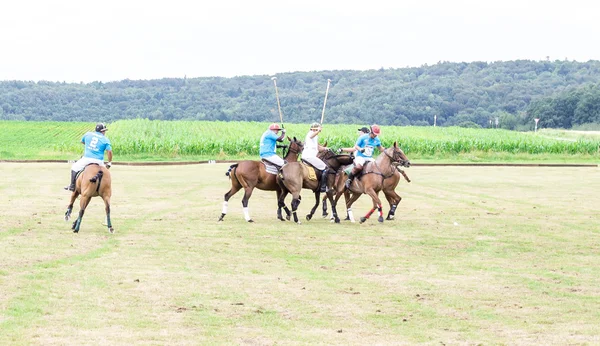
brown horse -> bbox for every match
[276,148,354,224]
[218,137,303,222]
[322,165,411,221]
[64,164,113,233]
[329,142,411,224]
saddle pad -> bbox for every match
[343,164,354,175]
[263,162,279,175]
[306,165,317,181]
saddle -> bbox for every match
[75,163,101,180]
[342,161,373,179]
[261,159,281,175]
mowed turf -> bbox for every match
[0,163,599,345]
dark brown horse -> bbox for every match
[218,137,303,222]
[64,164,113,233]
[276,148,354,224]
[329,142,411,224]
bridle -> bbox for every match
[283,139,303,159]
[383,147,409,167]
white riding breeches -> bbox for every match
[302,156,326,170]
[72,157,105,172]
[354,156,375,168]
[262,155,285,167]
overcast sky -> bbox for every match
[1,0,598,83]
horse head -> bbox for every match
[385,141,411,168]
[285,136,304,157]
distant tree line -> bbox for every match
[2,60,600,130]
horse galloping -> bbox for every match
[218,137,303,222]
[65,164,113,233]
[329,142,410,224]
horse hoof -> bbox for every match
[247,219,254,223]
[334,218,340,224]
[109,227,114,234]
[306,215,312,221]
[286,215,291,221]
[296,221,302,225]
[322,213,328,218]
[73,230,79,233]
[386,216,394,221]
[64,215,70,221]
[378,216,384,223]
[360,217,367,224]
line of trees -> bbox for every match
[2,60,600,130]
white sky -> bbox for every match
[1,0,598,82]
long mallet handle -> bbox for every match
[271,77,284,127]
[320,79,332,125]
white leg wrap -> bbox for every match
[243,207,251,221]
[222,201,228,214]
[348,209,355,223]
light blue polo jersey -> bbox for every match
[82,131,112,160]
[355,134,381,158]
[259,130,279,158]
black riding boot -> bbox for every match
[64,170,77,191]
[319,168,329,192]
[344,172,355,189]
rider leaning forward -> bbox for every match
[64,123,113,191]
[344,124,384,189]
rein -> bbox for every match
[363,149,404,182]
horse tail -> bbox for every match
[225,163,238,180]
[89,170,103,183]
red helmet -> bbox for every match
[370,124,381,135]
[269,123,282,131]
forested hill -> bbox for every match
[2,60,600,129]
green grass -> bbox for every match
[1,163,599,344]
[1,120,599,162]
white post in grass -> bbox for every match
[434,114,437,127]
[534,118,540,132]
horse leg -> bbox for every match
[291,192,302,224]
[72,195,92,233]
[306,191,320,221]
[102,195,114,234]
[322,195,328,218]
[277,188,290,222]
[65,190,80,221]
[360,189,384,224]
[345,192,362,223]
[241,187,255,222]
[218,183,241,222]
[384,190,402,220]
[343,190,351,221]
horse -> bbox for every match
[276,147,354,224]
[321,165,411,221]
[64,164,113,233]
[218,136,303,222]
[328,142,411,224]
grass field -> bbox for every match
[1,163,599,344]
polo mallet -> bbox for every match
[320,79,332,125]
[271,77,284,128]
